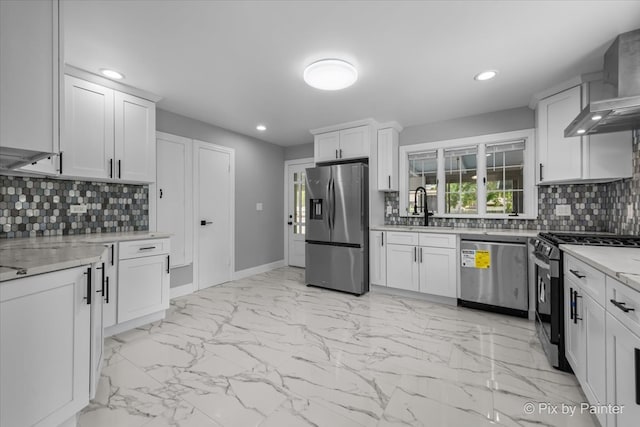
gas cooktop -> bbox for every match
[538,232,640,247]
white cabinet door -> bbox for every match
[62,75,114,179]
[0,0,59,155]
[103,243,118,328]
[583,292,606,426]
[537,86,582,183]
[370,231,387,286]
[339,126,370,160]
[115,92,156,182]
[90,264,104,400]
[377,128,398,191]
[564,281,585,381]
[157,134,192,267]
[118,254,170,323]
[0,267,90,427]
[386,244,419,292]
[314,131,340,162]
[606,313,640,427]
[419,246,456,298]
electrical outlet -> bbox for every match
[628,204,634,218]
[386,205,392,215]
[555,204,571,217]
[70,204,87,214]
[256,202,263,211]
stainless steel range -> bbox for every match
[530,232,640,372]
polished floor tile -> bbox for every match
[79,267,596,427]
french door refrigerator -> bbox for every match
[305,162,369,295]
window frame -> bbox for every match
[399,129,537,220]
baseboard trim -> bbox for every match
[371,284,457,306]
[233,259,285,280]
[104,311,166,337]
[170,283,194,299]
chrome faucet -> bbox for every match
[413,186,434,226]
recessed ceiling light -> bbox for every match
[577,129,586,134]
[100,69,124,80]
[474,70,498,81]
[591,115,602,121]
[256,124,267,131]
[303,59,358,91]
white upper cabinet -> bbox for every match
[62,75,115,179]
[115,92,156,182]
[314,131,340,162]
[61,75,157,183]
[536,79,632,184]
[377,127,399,191]
[0,0,60,162]
[314,125,370,162]
[537,86,583,183]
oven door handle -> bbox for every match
[530,255,551,271]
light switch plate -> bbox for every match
[256,202,263,211]
[555,204,571,217]
[70,204,87,214]
[628,204,634,218]
[386,205,392,215]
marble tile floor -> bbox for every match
[79,267,596,427]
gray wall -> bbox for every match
[400,106,534,146]
[156,109,285,272]
[284,143,314,160]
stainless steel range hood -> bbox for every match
[565,29,640,137]
[0,146,53,170]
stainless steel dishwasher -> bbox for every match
[459,234,528,317]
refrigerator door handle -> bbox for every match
[331,177,336,232]
[326,177,332,230]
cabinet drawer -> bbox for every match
[564,254,606,306]
[385,231,419,246]
[419,233,456,249]
[119,238,170,260]
[606,275,640,337]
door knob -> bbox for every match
[200,220,213,226]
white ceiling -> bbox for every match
[63,1,640,147]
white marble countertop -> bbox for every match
[371,224,540,238]
[560,244,640,292]
[0,231,171,282]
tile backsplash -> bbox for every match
[385,130,640,234]
[0,176,148,238]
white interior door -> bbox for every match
[197,143,233,289]
[286,161,312,267]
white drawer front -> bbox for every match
[606,275,640,337]
[564,254,606,306]
[119,238,170,260]
[419,233,456,249]
[385,231,419,246]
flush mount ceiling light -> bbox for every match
[256,124,267,131]
[303,59,358,91]
[100,68,124,80]
[474,70,498,81]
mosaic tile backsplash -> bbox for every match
[385,130,640,234]
[0,176,149,238]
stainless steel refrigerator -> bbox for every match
[305,162,369,295]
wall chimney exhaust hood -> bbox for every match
[565,29,640,137]
[0,147,53,170]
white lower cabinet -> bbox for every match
[103,242,118,328]
[118,239,170,323]
[383,231,457,298]
[386,243,419,291]
[0,267,91,427]
[419,246,457,298]
[370,230,387,286]
[606,313,640,427]
[564,256,607,426]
